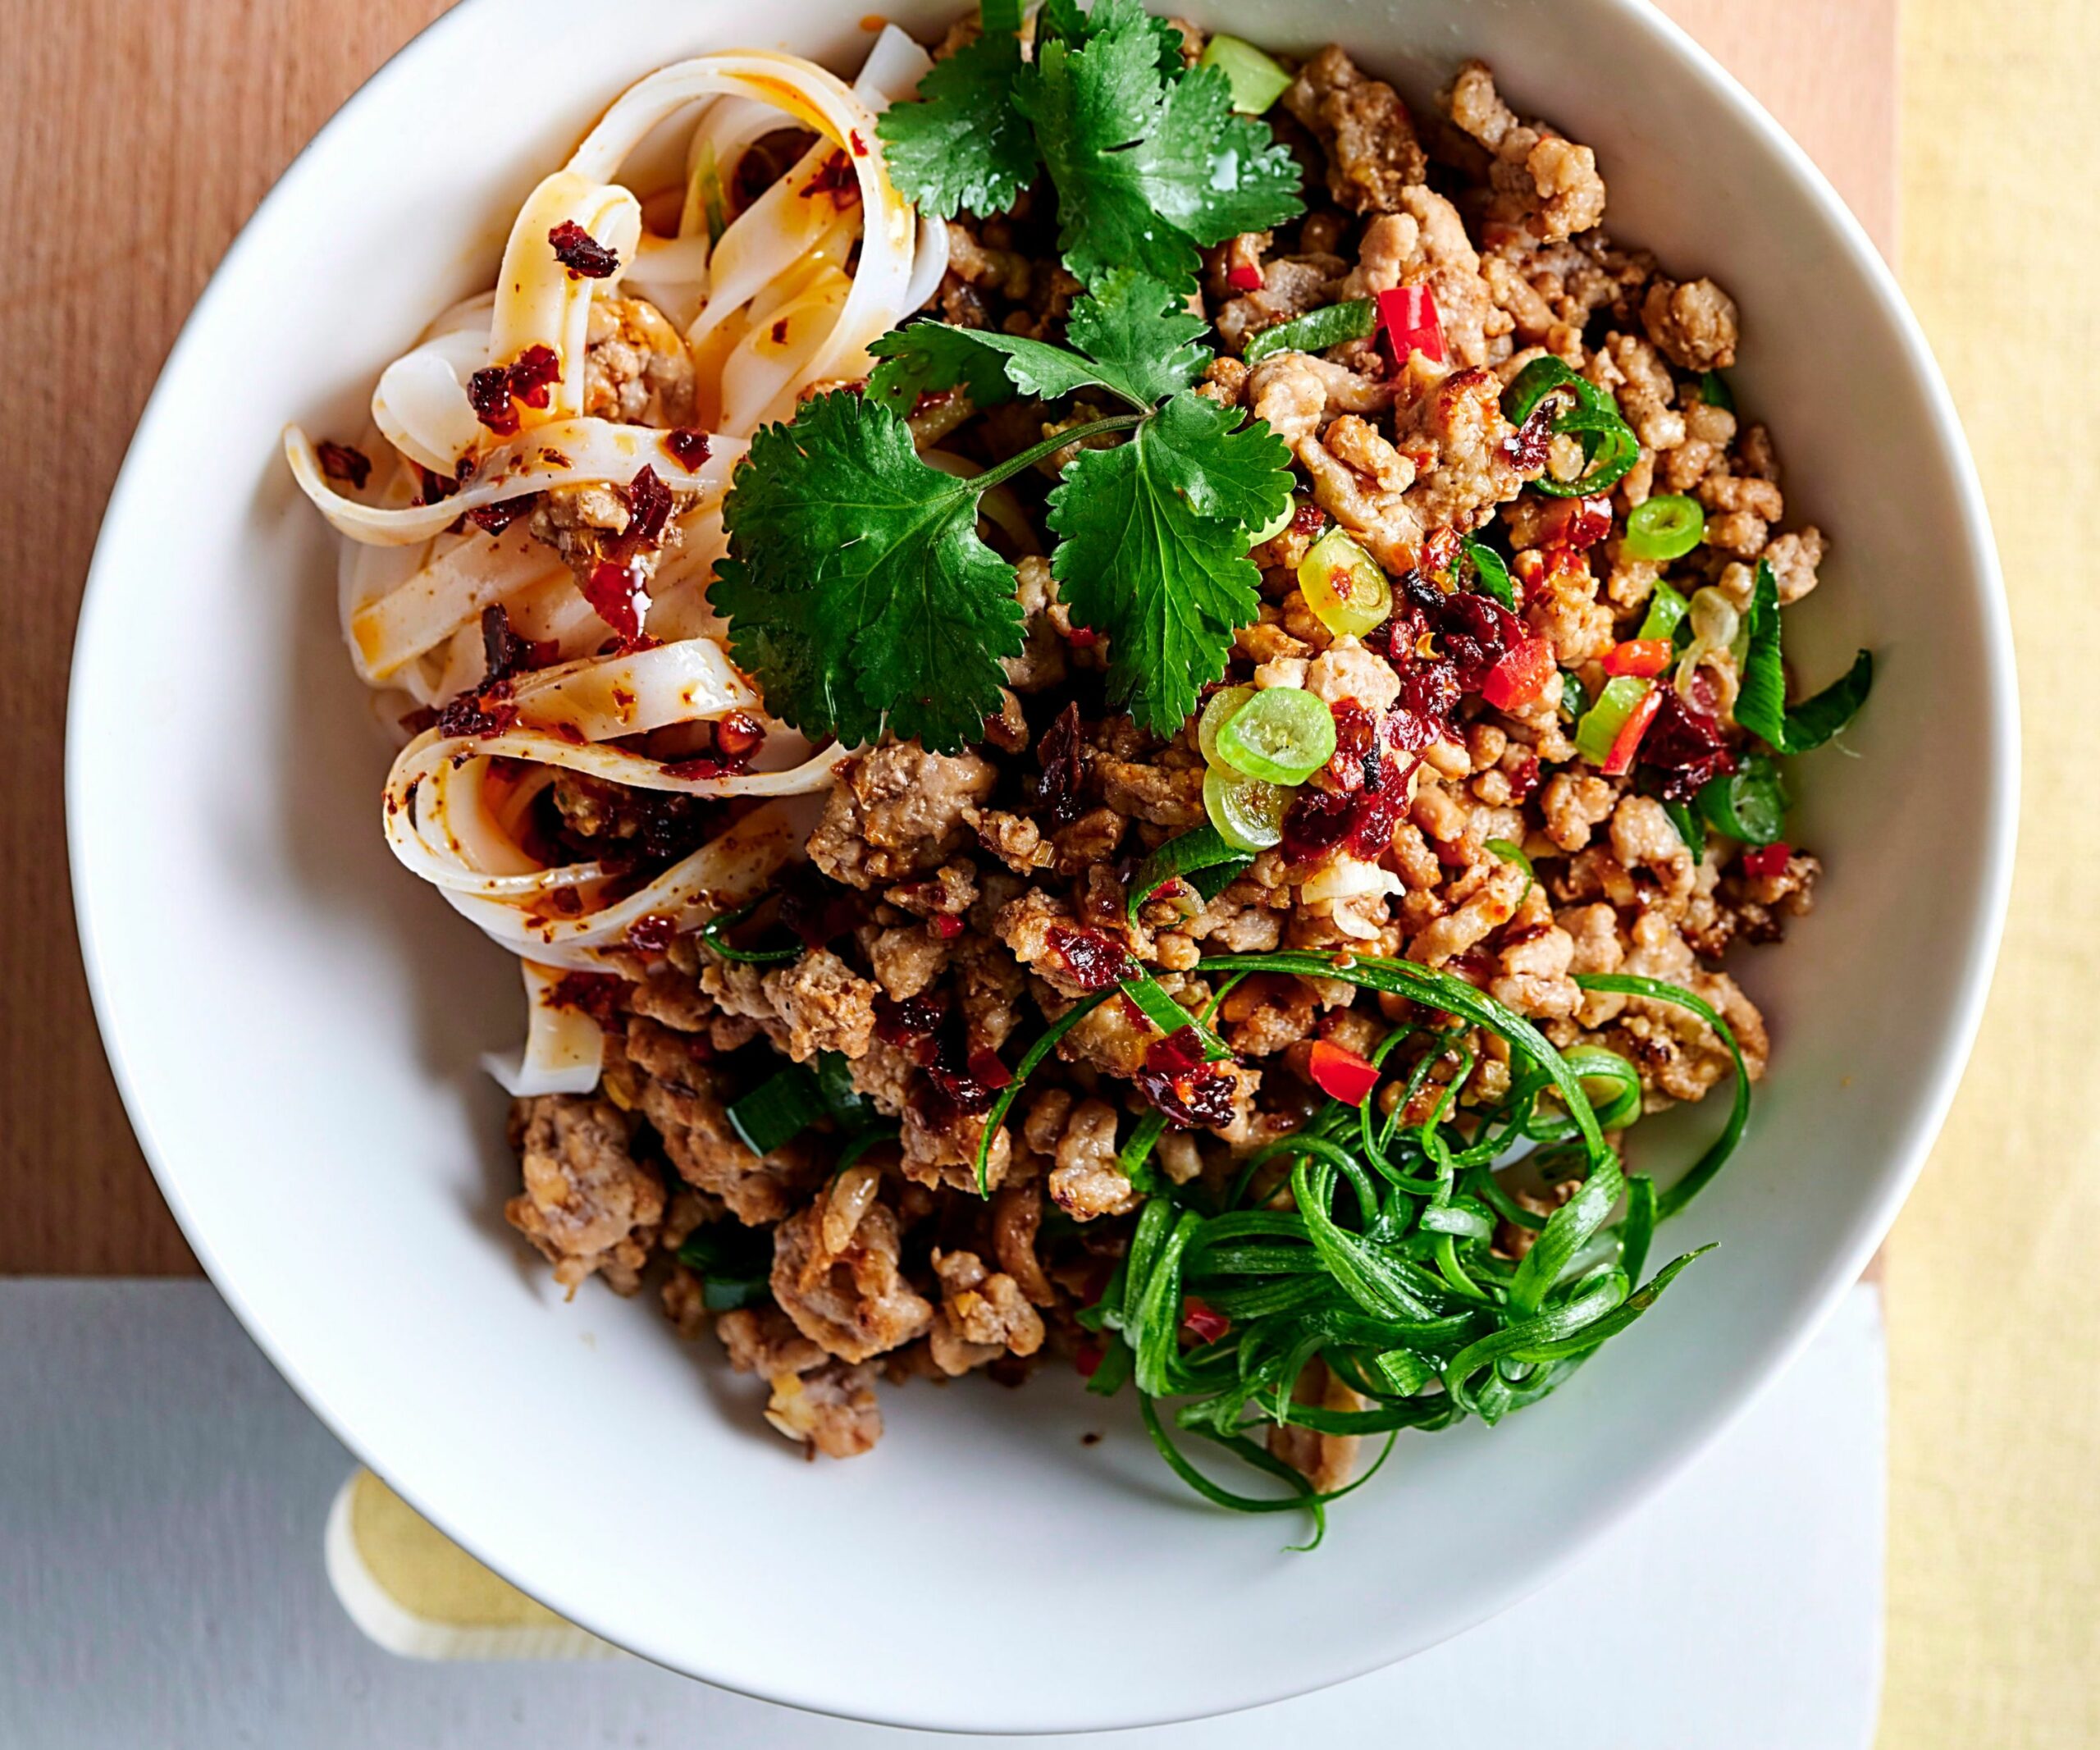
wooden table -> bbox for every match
[0,0,1896,1275]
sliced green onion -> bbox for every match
[1217,687,1337,785]
[1483,837,1533,903]
[1693,750,1790,846]
[1460,536,1514,609]
[1242,298,1376,364]
[676,1222,774,1311]
[1558,668,1590,724]
[1696,368,1734,411]
[1623,496,1705,563]
[1121,969,1230,1062]
[696,893,800,965]
[693,139,728,248]
[1297,527,1392,638]
[1203,766,1291,852]
[1736,561,1874,755]
[1198,33,1294,113]
[1661,797,1705,864]
[1637,578,1691,644]
[1127,825,1254,928]
[1501,356,1641,499]
[1573,674,1650,765]
[1198,685,1257,769]
[1249,496,1298,546]
[726,1065,826,1155]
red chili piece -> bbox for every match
[1224,261,1265,293]
[466,494,536,535]
[316,440,372,489]
[1307,1039,1381,1107]
[1601,638,1674,679]
[1180,1297,1230,1345]
[1741,842,1793,880]
[1376,284,1446,368]
[1600,687,1664,776]
[468,344,563,436]
[1641,688,1737,799]
[547,220,620,279]
[1034,701,1084,827]
[1481,636,1554,711]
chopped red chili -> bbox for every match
[468,345,564,435]
[1600,686,1664,776]
[1376,283,1446,368]
[1180,1297,1230,1345]
[931,912,964,940]
[315,440,372,489]
[714,710,766,762]
[1602,638,1674,679]
[546,219,620,279]
[1481,636,1554,711]
[1306,1039,1381,1107]
[1741,842,1793,880]
[1224,261,1264,293]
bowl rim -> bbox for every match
[67,0,2017,1729]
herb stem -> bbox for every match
[967,413,1147,495]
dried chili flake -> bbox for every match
[876,994,947,1050]
[582,560,649,644]
[546,220,619,279]
[541,971,625,1029]
[660,427,711,470]
[468,364,521,436]
[1046,925,1136,993]
[1504,401,1556,473]
[466,492,536,535]
[1134,1059,1239,1128]
[803,151,861,208]
[715,710,766,763]
[623,464,673,546]
[1641,688,1737,801]
[507,344,560,409]
[625,912,678,953]
[433,683,518,740]
[316,440,372,489]
[1035,701,1084,827]
[479,605,556,684]
[415,464,461,505]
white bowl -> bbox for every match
[68,0,2011,1731]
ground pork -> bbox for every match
[1283,46,1427,212]
[806,743,998,888]
[1444,61,1606,244]
[582,295,697,427]
[504,1094,664,1294]
[927,1249,1047,1375]
[770,1197,932,1364]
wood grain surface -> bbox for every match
[0,0,1895,1276]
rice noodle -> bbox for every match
[287,37,934,1076]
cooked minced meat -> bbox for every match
[498,39,1831,1483]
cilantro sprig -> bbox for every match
[876,0,1302,293]
[717,272,1291,748]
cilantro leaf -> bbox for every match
[1037,0,1188,74]
[1064,268,1209,404]
[714,391,1024,752]
[1018,30,1302,288]
[1048,392,1294,732]
[866,321,1018,416]
[1735,559,1874,755]
[869,271,1207,412]
[871,317,1115,407]
[875,11,1037,219]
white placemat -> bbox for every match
[0,1280,1883,1746]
